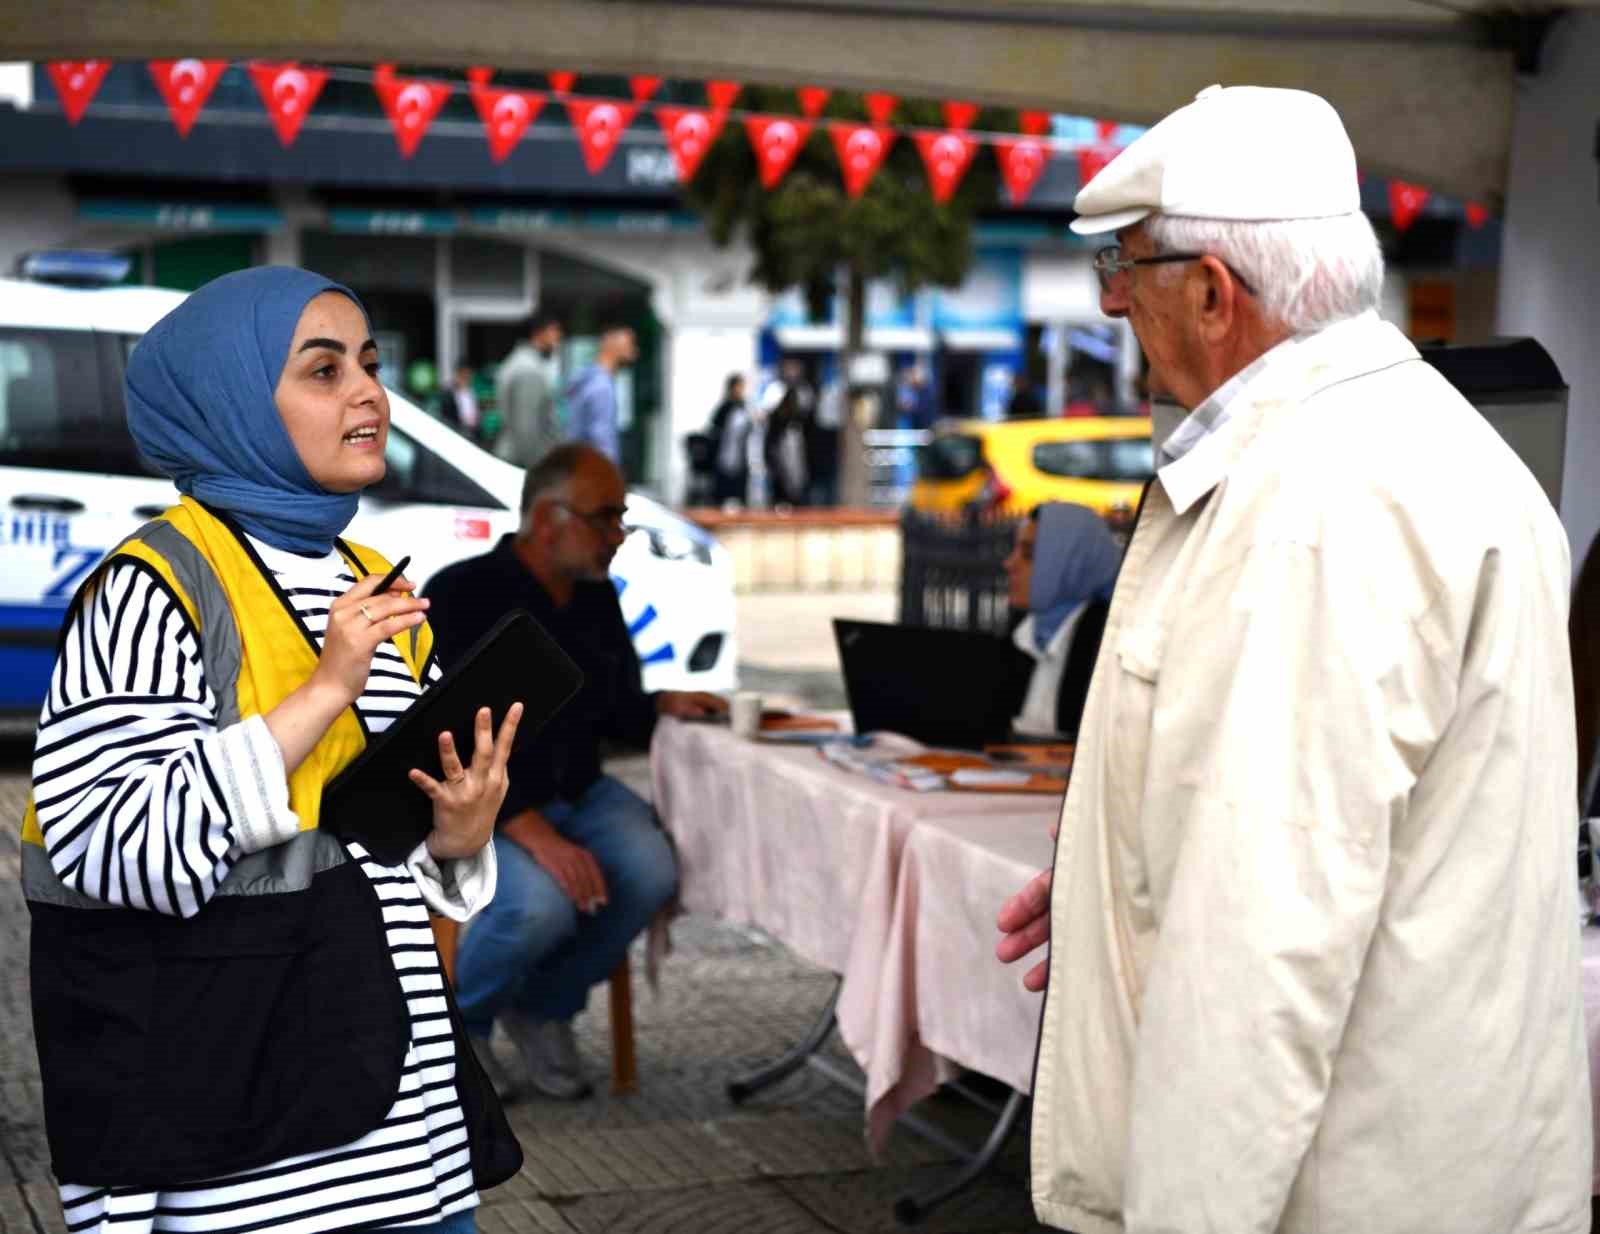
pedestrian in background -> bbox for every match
[707,372,751,505]
[566,325,637,465]
[494,310,564,467]
[439,361,482,441]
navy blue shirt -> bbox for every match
[423,535,658,813]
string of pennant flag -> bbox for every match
[43,59,1486,228]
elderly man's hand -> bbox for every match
[996,820,1059,992]
[657,691,729,720]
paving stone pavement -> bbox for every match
[0,737,1047,1234]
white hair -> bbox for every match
[1143,211,1385,334]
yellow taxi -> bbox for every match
[910,415,1153,519]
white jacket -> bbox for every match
[1031,313,1591,1234]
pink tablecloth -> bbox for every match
[650,717,1058,1148]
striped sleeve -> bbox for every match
[30,560,301,918]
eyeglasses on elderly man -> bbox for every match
[1091,244,1257,297]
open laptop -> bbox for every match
[833,619,1030,750]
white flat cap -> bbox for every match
[1070,84,1362,235]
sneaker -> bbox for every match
[466,1032,519,1101]
[500,1012,593,1101]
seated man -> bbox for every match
[424,443,726,1099]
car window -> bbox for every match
[0,328,107,473]
[1032,436,1155,482]
[918,434,984,480]
[370,422,502,508]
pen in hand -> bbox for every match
[373,555,412,596]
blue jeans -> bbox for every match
[455,775,677,1032]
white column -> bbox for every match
[1495,11,1600,569]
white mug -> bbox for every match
[731,691,763,739]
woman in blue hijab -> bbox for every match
[1003,501,1122,737]
[25,268,520,1234]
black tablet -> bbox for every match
[322,609,584,865]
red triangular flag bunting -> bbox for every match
[148,59,228,138]
[1077,143,1119,187]
[706,80,741,112]
[1465,201,1490,229]
[797,87,830,118]
[630,75,661,102]
[46,61,112,125]
[745,114,813,189]
[1388,180,1430,232]
[472,85,545,162]
[864,93,898,126]
[373,70,451,158]
[656,105,726,182]
[548,71,576,95]
[830,122,894,198]
[467,66,494,86]
[1095,119,1118,142]
[1019,110,1051,137]
[995,137,1051,205]
[942,100,979,132]
[914,130,978,204]
[566,98,638,174]
[248,63,328,148]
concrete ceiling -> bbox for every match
[2,1,1592,205]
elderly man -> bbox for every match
[997,85,1590,1234]
[424,444,725,1099]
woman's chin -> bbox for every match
[316,461,385,495]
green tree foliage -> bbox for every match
[684,87,1015,335]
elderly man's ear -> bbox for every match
[1194,257,1241,344]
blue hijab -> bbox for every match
[126,266,371,555]
[1028,502,1122,652]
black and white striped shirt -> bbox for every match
[33,538,490,1234]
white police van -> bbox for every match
[0,253,737,726]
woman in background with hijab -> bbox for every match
[1003,502,1122,738]
[20,268,521,1233]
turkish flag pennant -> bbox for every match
[1019,110,1051,137]
[472,85,545,162]
[373,70,452,158]
[942,100,979,131]
[830,122,894,198]
[629,75,661,102]
[46,61,112,125]
[864,92,898,126]
[914,130,978,204]
[466,66,494,86]
[566,98,638,174]
[1388,180,1431,232]
[248,62,328,148]
[745,114,813,189]
[796,86,830,118]
[148,59,228,137]
[547,71,576,95]
[995,136,1051,205]
[656,105,726,182]
[1077,142,1119,187]
[706,80,741,112]
[1465,201,1490,229]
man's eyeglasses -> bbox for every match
[1092,245,1257,297]
[554,501,630,535]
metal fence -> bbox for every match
[898,507,1020,635]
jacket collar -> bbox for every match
[1156,311,1419,515]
